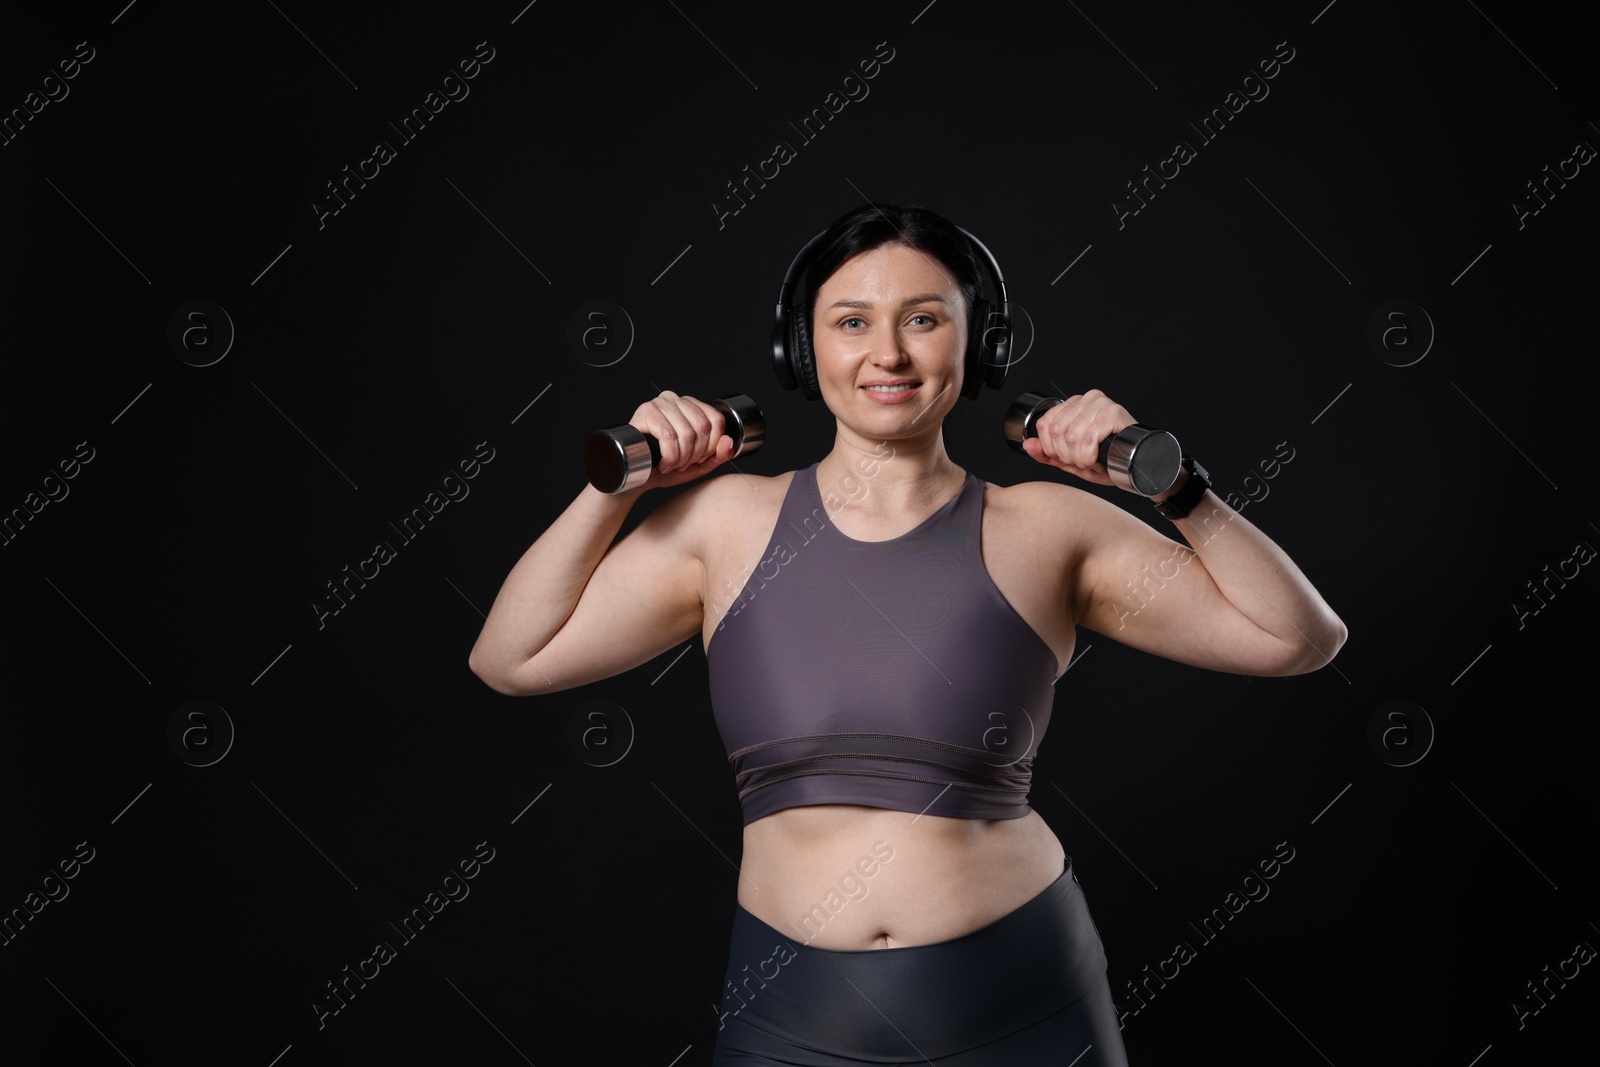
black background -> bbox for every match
[2,1,1596,1064]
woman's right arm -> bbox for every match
[466,391,736,697]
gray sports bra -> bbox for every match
[706,462,1060,825]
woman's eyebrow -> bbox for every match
[825,293,948,310]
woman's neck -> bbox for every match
[815,432,966,523]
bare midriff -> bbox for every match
[736,803,1067,950]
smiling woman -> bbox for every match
[696,205,1132,1062]
[469,201,1345,1065]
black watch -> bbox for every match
[1153,456,1210,520]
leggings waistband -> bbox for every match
[714,856,1112,1061]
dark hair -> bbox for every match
[803,203,982,332]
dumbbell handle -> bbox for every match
[1003,391,1183,496]
[583,394,766,495]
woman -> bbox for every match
[468,203,1347,1064]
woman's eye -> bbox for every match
[909,313,935,326]
[841,316,865,329]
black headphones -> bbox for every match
[770,224,1013,402]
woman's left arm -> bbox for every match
[1025,389,1348,676]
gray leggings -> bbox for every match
[711,856,1130,1065]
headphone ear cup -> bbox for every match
[792,307,821,401]
[772,313,798,391]
[985,299,1012,391]
[953,225,1011,398]
[963,298,992,400]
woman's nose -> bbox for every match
[869,332,908,366]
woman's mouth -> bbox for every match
[862,383,919,404]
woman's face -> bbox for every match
[809,242,968,437]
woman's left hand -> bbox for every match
[1019,388,1137,488]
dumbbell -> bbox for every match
[583,394,766,494]
[1003,391,1183,496]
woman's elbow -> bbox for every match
[468,650,540,697]
[1284,615,1348,676]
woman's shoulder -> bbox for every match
[705,463,805,498]
[981,474,1170,573]
[979,474,1133,553]
[673,465,804,526]
[979,474,1097,514]
[665,467,806,576]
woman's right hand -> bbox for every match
[627,390,738,492]
[473,389,728,696]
